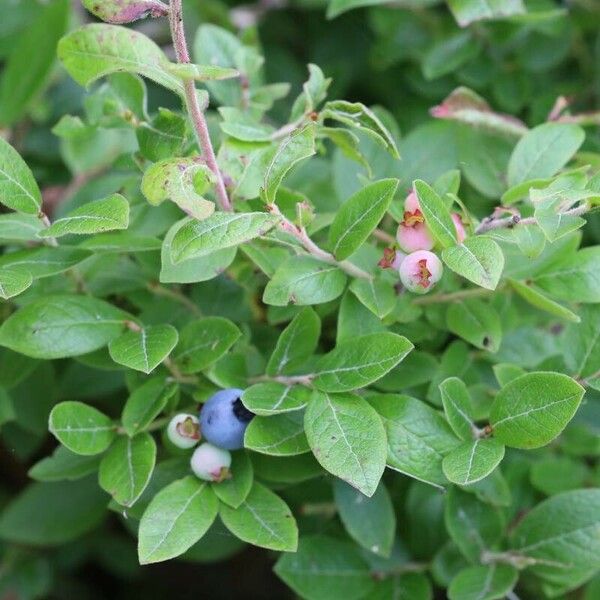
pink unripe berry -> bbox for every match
[378,247,406,270]
[190,443,232,482]
[167,414,201,449]
[399,250,443,294]
[396,190,434,253]
[452,213,466,243]
[404,190,420,214]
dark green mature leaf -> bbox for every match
[49,401,115,455]
[0,137,41,214]
[28,446,101,482]
[563,305,600,378]
[99,433,156,507]
[442,236,504,290]
[312,332,413,392]
[138,476,218,564]
[447,298,502,352]
[328,179,398,260]
[304,391,386,497]
[212,451,253,509]
[0,295,127,359]
[266,307,320,375]
[263,256,347,306]
[0,246,91,279]
[170,212,280,263]
[0,477,107,546]
[490,372,584,449]
[108,324,178,374]
[509,279,580,323]
[39,194,129,237]
[442,438,505,485]
[245,412,309,456]
[172,317,241,374]
[507,123,585,187]
[349,277,396,319]
[439,377,478,441]
[121,377,177,436]
[333,480,395,557]
[219,482,298,551]
[58,24,183,93]
[414,179,457,248]
[448,0,525,27]
[79,231,161,253]
[0,0,68,126]
[448,564,518,600]
[371,394,460,487]
[242,383,311,416]
[275,535,375,600]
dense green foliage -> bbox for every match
[1,0,600,599]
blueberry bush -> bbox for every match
[1,1,600,599]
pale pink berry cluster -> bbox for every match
[381,189,465,295]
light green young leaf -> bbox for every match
[0,295,127,359]
[79,231,162,253]
[370,394,460,487]
[39,194,129,238]
[141,157,215,220]
[263,256,347,307]
[507,123,585,186]
[312,332,413,393]
[138,476,218,564]
[442,438,505,485]
[440,377,478,441]
[99,432,156,507]
[490,372,584,449]
[448,0,525,27]
[447,298,502,352]
[442,236,504,290]
[0,246,90,279]
[0,137,42,214]
[168,63,239,81]
[333,480,396,557]
[28,446,101,483]
[170,212,280,263]
[212,451,253,509]
[242,383,311,416]
[508,279,580,323]
[219,482,298,551]
[49,401,115,455]
[58,24,183,93]
[266,307,321,376]
[448,564,518,600]
[262,124,316,204]
[108,324,178,374]
[245,412,309,456]
[349,278,396,319]
[0,269,33,300]
[414,179,457,248]
[304,391,386,497]
[0,213,44,242]
[328,179,398,260]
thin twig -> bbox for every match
[372,228,396,244]
[168,0,232,212]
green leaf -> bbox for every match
[275,535,375,600]
[0,477,107,546]
[219,482,298,551]
[79,231,161,253]
[0,137,42,214]
[0,246,91,279]
[141,157,215,220]
[490,372,585,449]
[530,457,589,496]
[0,213,44,242]
[212,451,253,509]
[0,268,32,300]
[0,295,127,359]
[39,194,129,238]
[371,394,460,487]
[121,377,177,436]
[304,391,386,497]
[508,279,580,323]
[58,24,183,94]
[439,377,478,441]
[312,332,413,393]
[170,212,280,263]
[563,306,600,378]
[328,179,398,260]
[507,123,585,187]
[442,438,505,485]
[99,432,156,507]
[321,100,399,159]
[0,0,69,126]
[446,298,502,352]
[266,307,320,376]
[244,412,309,456]
[136,108,185,162]
[263,255,347,306]
[448,0,525,27]
[138,476,218,564]
[448,564,518,600]
[442,236,504,290]
[511,489,600,590]
[242,383,310,416]
[169,62,239,82]
[108,324,178,374]
[28,446,101,482]
[262,124,316,204]
[423,32,480,80]
[414,179,457,248]
[349,277,396,319]
[172,317,241,374]
[49,401,115,455]
[333,480,395,557]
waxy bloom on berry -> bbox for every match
[399,250,443,294]
[190,443,232,482]
[167,414,201,449]
[396,190,434,253]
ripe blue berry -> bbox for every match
[190,443,231,482]
[166,413,201,449]
[199,388,254,450]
